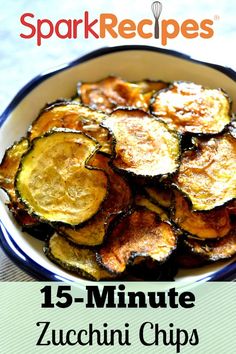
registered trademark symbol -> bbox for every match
[214,15,220,20]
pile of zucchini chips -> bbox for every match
[1,76,236,281]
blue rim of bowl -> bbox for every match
[0,45,236,282]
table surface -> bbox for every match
[0,0,235,281]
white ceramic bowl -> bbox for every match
[0,45,236,284]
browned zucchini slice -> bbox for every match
[8,201,40,225]
[97,208,177,274]
[0,138,29,201]
[151,81,231,134]
[172,191,231,239]
[102,109,181,177]
[0,139,51,231]
[45,233,114,280]
[7,201,53,240]
[58,153,132,246]
[78,76,150,113]
[28,103,111,155]
[134,194,168,221]
[145,184,173,208]
[78,77,168,114]
[0,139,38,226]
[174,133,236,210]
[58,214,113,247]
[184,228,236,261]
[16,130,108,226]
[86,152,133,211]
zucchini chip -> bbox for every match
[151,81,231,134]
[172,191,231,239]
[28,103,111,155]
[97,207,177,274]
[144,184,173,208]
[8,201,53,240]
[184,228,236,261]
[78,76,146,113]
[8,201,46,231]
[0,138,29,201]
[16,130,108,226]
[134,194,168,221]
[8,201,39,226]
[0,139,51,231]
[78,77,168,113]
[45,233,114,280]
[58,153,132,246]
[174,133,236,210]
[102,109,181,177]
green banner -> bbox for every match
[0,282,235,353]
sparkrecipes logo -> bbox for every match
[20,2,215,46]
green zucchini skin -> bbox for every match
[101,108,182,180]
[15,129,110,228]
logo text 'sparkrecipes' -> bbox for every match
[20,2,215,46]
